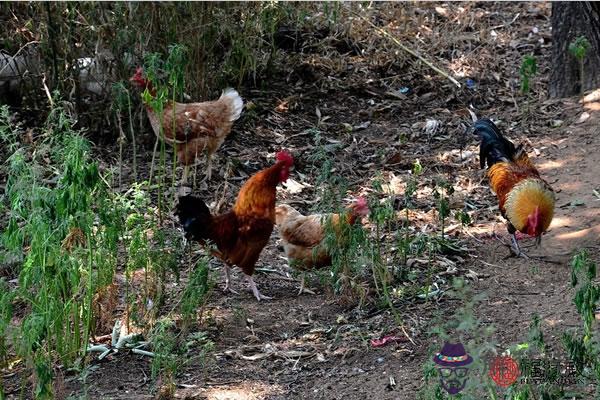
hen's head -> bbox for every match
[350,196,370,217]
[276,150,294,183]
[130,67,149,89]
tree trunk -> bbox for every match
[550,2,600,98]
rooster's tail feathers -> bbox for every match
[219,88,244,122]
[473,118,516,168]
[176,195,212,240]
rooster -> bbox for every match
[473,118,555,256]
[130,67,243,183]
[275,198,369,294]
[176,151,294,301]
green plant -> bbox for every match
[563,250,600,389]
[138,45,190,215]
[185,331,215,366]
[420,278,497,399]
[0,104,126,397]
[398,159,422,270]
[321,201,369,302]
[432,178,453,239]
[569,36,591,95]
[520,55,537,94]
[141,52,170,221]
[306,129,369,300]
[112,82,138,186]
[368,177,417,333]
[149,317,180,392]
[454,209,471,227]
[179,255,212,333]
[527,313,546,353]
[492,251,600,399]
[0,279,12,398]
[308,129,347,210]
[118,184,185,331]
[0,105,21,155]
[519,55,538,117]
[570,250,599,343]
[0,3,329,129]
[370,174,395,283]
[166,44,189,191]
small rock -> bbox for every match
[576,112,590,124]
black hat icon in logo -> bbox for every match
[433,342,473,394]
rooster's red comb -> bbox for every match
[276,150,294,167]
[352,196,369,216]
[355,197,368,208]
[130,67,144,81]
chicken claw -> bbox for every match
[246,275,272,301]
[298,274,316,296]
[181,165,190,185]
[223,265,239,294]
[510,234,529,259]
[206,153,213,181]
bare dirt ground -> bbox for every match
[4,2,599,399]
[59,111,598,400]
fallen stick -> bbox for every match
[352,11,461,88]
[132,348,155,357]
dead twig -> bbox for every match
[400,324,416,347]
[41,73,54,108]
[479,260,502,269]
[489,13,520,30]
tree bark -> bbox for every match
[550,2,600,98]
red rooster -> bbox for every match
[176,151,294,301]
[130,67,243,183]
[473,118,555,256]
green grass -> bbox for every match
[569,36,591,95]
[0,102,118,397]
[0,101,211,398]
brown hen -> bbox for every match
[130,67,243,183]
[275,198,369,294]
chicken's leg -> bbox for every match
[246,274,271,301]
[298,273,315,296]
[181,165,190,185]
[510,233,520,255]
[510,233,529,259]
[206,153,213,181]
[223,264,238,294]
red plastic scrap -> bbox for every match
[370,335,407,348]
